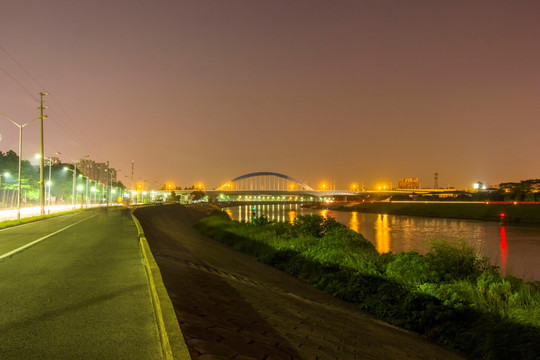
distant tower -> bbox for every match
[434,172,439,189]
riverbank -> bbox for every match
[197,211,540,360]
[326,201,540,224]
[134,204,468,359]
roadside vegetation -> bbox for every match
[196,211,540,360]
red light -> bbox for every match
[500,213,506,218]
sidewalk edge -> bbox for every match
[131,213,192,360]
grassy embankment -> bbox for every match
[328,202,540,224]
[196,212,540,360]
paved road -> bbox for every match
[0,208,162,360]
[135,204,469,360]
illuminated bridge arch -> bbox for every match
[217,172,313,191]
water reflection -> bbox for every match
[375,214,391,253]
[349,212,359,233]
[288,205,296,224]
[500,226,507,276]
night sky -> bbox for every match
[1,1,539,190]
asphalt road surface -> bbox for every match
[0,208,162,360]
[135,204,468,360]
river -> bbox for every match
[225,203,540,281]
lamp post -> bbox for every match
[67,155,89,208]
[78,174,90,207]
[36,151,61,213]
[85,176,89,206]
[0,113,44,219]
[63,166,76,207]
[77,184,84,208]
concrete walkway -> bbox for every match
[135,204,469,360]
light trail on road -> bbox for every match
[0,204,119,222]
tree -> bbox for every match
[499,179,540,201]
[190,190,206,201]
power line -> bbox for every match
[0,64,37,100]
[0,45,47,94]
[0,44,103,158]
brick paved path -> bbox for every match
[135,205,468,360]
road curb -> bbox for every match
[131,213,192,360]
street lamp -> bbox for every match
[78,174,88,207]
[36,151,61,213]
[0,172,10,189]
[77,184,84,208]
[63,166,76,206]
[68,155,89,208]
[0,112,45,219]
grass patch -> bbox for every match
[196,211,540,360]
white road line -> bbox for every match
[0,214,98,261]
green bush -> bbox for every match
[386,251,441,286]
[426,239,491,281]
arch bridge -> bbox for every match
[216,172,313,192]
[209,172,358,203]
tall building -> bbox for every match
[77,159,117,184]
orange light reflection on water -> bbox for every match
[375,214,390,253]
[349,211,359,233]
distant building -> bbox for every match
[77,159,117,184]
[398,177,419,189]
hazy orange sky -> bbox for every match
[1,1,539,189]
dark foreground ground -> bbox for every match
[135,204,469,360]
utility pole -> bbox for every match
[434,172,439,189]
[39,92,48,215]
[131,160,134,190]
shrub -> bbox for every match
[425,239,491,281]
[293,214,325,237]
[386,252,441,286]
